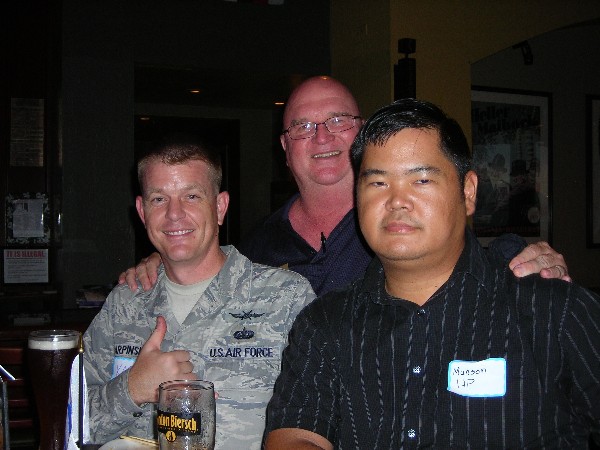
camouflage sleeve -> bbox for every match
[84,288,153,443]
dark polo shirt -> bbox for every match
[238,193,372,296]
[266,228,600,448]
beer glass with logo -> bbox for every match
[28,330,80,450]
[157,380,215,450]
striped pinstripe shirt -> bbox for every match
[266,229,600,448]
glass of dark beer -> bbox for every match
[28,330,80,450]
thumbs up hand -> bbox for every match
[128,316,198,405]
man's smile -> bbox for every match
[312,150,341,159]
[163,229,194,236]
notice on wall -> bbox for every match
[10,198,45,238]
[10,98,45,167]
[3,249,49,283]
[5,193,50,245]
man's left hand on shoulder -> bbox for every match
[509,241,571,282]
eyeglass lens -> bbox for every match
[287,116,357,139]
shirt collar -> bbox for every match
[359,227,495,304]
[152,245,250,306]
[452,227,497,296]
[213,245,255,304]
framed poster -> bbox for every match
[587,95,600,248]
[5,192,50,245]
[10,98,45,167]
[471,87,552,246]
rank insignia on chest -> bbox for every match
[233,327,254,340]
[229,310,264,340]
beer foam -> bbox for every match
[29,337,79,350]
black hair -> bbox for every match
[350,98,472,187]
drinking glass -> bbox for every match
[157,380,215,450]
[28,330,80,450]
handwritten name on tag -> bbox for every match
[447,358,506,397]
[112,356,136,379]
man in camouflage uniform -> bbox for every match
[83,134,315,449]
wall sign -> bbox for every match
[10,98,45,167]
[5,193,50,244]
[3,248,49,283]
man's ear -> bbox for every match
[216,191,230,226]
[280,134,291,167]
[135,196,146,226]
[463,171,478,216]
[280,133,287,152]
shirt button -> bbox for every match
[407,428,417,439]
[133,411,142,417]
[412,366,421,374]
[417,308,426,316]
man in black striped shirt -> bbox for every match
[265,99,600,449]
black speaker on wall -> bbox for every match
[394,38,416,100]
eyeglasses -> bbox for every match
[282,115,361,140]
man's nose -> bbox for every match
[312,122,335,143]
[166,198,185,220]
[386,186,413,211]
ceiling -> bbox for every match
[135,65,310,110]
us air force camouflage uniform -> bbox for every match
[84,246,315,449]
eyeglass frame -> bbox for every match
[281,114,362,140]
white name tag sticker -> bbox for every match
[447,358,506,397]
[112,356,135,379]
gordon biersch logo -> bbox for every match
[157,410,201,436]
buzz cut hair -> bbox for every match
[137,132,222,193]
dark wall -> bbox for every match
[1,0,62,292]
[472,22,600,289]
[58,0,330,306]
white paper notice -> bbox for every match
[11,198,45,238]
[447,358,506,397]
[10,98,45,167]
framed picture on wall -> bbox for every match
[5,192,50,245]
[10,98,45,167]
[471,87,552,247]
[586,95,600,248]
